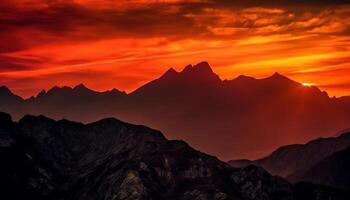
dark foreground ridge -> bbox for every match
[0,112,348,200]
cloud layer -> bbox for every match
[0,0,350,97]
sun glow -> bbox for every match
[302,83,312,87]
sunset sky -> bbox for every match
[1,0,350,98]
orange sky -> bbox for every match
[0,0,350,98]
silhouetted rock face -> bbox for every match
[0,112,348,200]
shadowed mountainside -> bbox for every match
[229,132,350,189]
[0,112,349,200]
[288,147,350,190]
[2,62,350,160]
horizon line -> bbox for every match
[1,64,340,100]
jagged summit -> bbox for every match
[0,86,23,101]
[196,61,213,71]
[181,64,193,73]
[73,83,90,91]
[44,84,92,93]
[176,61,221,83]
[181,61,214,74]
[229,72,296,85]
[73,84,100,94]
[272,72,284,77]
[36,89,47,98]
[46,86,71,93]
[233,75,256,82]
[160,62,216,81]
[267,72,295,83]
[107,88,126,95]
[132,62,221,95]
[160,67,178,79]
[36,86,91,98]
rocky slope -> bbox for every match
[229,132,350,177]
[0,112,348,200]
[2,62,350,160]
[229,132,350,190]
[288,147,350,190]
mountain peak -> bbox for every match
[110,88,123,93]
[269,72,292,81]
[157,62,220,83]
[48,86,70,93]
[36,89,47,98]
[235,75,256,81]
[0,86,22,100]
[178,62,221,83]
[264,72,299,85]
[160,67,178,79]
[73,83,92,92]
[103,88,127,96]
[181,64,193,73]
[195,61,212,71]
[74,83,87,89]
[273,72,282,76]
[132,62,220,95]
[183,61,213,73]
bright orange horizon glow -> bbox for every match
[0,0,350,98]
[302,83,312,87]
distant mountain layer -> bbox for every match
[0,112,348,200]
[288,147,350,190]
[2,61,350,160]
[229,132,350,189]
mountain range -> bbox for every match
[0,112,348,200]
[288,146,350,190]
[229,131,350,189]
[2,62,350,160]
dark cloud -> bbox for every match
[0,1,206,52]
[0,55,45,72]
[213,0,350,8]
[0,0,349,52]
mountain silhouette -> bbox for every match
[0,86,25,115]
[131,62,221,98]
[1,62,350,160]
[0,86,23,104]
[229,131,350,189]
[0,112,348,200]
[288,147,350,190]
